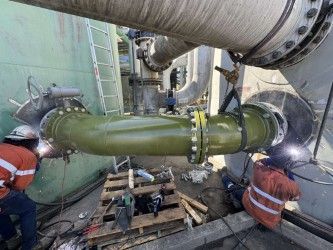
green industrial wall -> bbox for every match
[0,1,123,202]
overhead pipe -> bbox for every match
[13,0,328,68]
[162,54,188,90]
[175,46,214,106]
[145,36,198,72]
[40,103,287,164]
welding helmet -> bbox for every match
[266,144,296,169]
[5,125,39,140]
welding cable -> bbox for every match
[228,0,295,64]
[264,161,333,185]
[37,220,74,238]
[199,187,250,250]
[231,223,258,250]
[254,152,333,185]
[241,153,254,180]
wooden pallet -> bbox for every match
[86,168,187,248]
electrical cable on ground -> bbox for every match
[232,223,258,250]
[199,187,250,249]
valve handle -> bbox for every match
[27,76,44,111]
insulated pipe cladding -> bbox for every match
[13,0,333,69]
[40,103,287,164]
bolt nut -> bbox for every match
[66,108,71,112]
[285,40,295,49]
[191,137,197,142]
[74,150,79,154]
[190,112,195,117]
[322,22,331,31]
[312,36,322,44]
[66,149,72,154]
[307,8,318,18]
[81,108,86,112]
[258,57,268,64]
[191,118,196,124]
[74,107,79,111]
[298,26,308,35]
[191,128,197,132]
[263,113,270,119]
[272,51,282,59]
[58,111,64,115]
[48,138,54,143]
[192,146,197,152]
[237,127,243,132]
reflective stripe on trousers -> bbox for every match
[248,187,280,215]
[251,184,284,205]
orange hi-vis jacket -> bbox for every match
[0,143,37,199]
[242,160,301,229]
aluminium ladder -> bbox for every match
[85,18,122,116]
[85,19,130,172]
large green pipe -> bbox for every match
[41,103,284,163]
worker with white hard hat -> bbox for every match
[0,125,41,250]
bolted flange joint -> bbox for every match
[143,40,173,72]
[186,107,208,164]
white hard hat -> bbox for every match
[5,125,39,140]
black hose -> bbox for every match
[313,82,333,160]
[199,187,250,250]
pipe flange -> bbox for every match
[40,106,87,150]
[244,0,325,67]
[243,103,288,150]
[187,107,207,164]
[143,40,172,72]
[200,111,209,162]
[265,1,333,69]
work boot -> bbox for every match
[6,234,21,250]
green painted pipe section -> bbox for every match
[43,104,279,157]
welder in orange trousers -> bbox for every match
[222,146,301,229]
[0,125,41,250]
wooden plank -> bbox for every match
[101,223,186,249]
[107,168,161,180]
[87,207,186,242]
[128,169,134,189]
[181,199,203,225]
[104,177,146,189]
[104,176,171,190]
[108,226,186,249]
[101,182,176,202]
[177,191,208,213]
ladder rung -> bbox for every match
[97,62,113,67]
[94,44,110,51]
[106,110,119,114]
[103,95,118,98]
[116,159,130,167]
[100,79,116,82]
[90,25,108,34]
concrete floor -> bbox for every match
[43,155,303,249]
